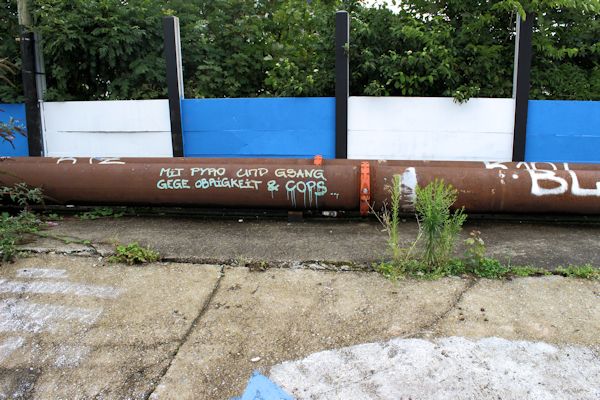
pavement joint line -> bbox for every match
[31,232,102,256]
[407,277,478,339]
[17,247,376,271]
[143,264,226,400]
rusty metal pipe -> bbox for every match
[1,157,600,214]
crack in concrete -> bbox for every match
[18,246,374,272]
[143,265,226,400]
[26,232,104,258]
[407,278,478,339]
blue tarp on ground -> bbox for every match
[525,100,600,163]
[182,97,335,158]
[0,103,28,156]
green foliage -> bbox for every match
[1,0,598,101]
[108,242,159,265]
[31,0,168,101]
[0,57,26,145]
[471,257,510,279]
[415,180,467,271]
[376,178,466,278]
[375,183,600,281]
[555,264,600,279]
[43,212,63,221]
[510,265,551,277]
[461,230,508,278]
[0,111,26,149]
[0,1,23,102]
[463,230,486,267]
[77,207,124,220]
[380,175,403,263]
[0,183,44,263]
[0,211,41,262]
[0,183,43,208]
[0,58,17,89]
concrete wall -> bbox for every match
[42,100,172,157]
[348,97,515,161]
[526,100,600,163]
[0,103,28,156]
[182,98,335,158]
[32,97,600,163]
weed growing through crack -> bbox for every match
[555,264,599,280]
[0,183,43,262]
[375,179,599,281]
[415,179,466,273]
[108,242,159,265]
[509,265,551,277]
[77,207,124,220]
[376,178,466,279]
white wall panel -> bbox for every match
[348,97,515,161]
[42,100,172,157]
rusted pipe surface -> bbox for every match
[373,162,600,214]
[0,159,358,210]
[1,157,600,214]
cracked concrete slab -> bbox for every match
[149,267,469,400]
[22,217,600,268]
[0,254,221,399]
[431,277,600,347]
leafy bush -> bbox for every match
[108,242,160,265]
[1,0,598,102]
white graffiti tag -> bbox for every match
[484,161,600,197]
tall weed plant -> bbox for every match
[378,178,466,277]
[415,180,466,271]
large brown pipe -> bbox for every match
[1,157,599,214]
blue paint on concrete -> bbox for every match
[181,97,335,158]
[525,100,600,163]
[0,103,28,156]
[231,372,294,400]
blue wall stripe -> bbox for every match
[0,104,29,156]
[182,98,335,158]
[525,100,600,163]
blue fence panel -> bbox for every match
[0,104,28,156]
[182,97,335,158]
[526,100,600,163]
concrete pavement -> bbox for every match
[26,216,600,268]
[0,216,598,399]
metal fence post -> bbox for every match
[163,16,185,157]
[20,31,43,156]
[512,13,534,162]
[335,11,349,159]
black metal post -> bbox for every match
[512,13,534,162]
[335,11,349,159]
[163,16,184,157]
[20,31,43,156]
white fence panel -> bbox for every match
[42,100,172,157]
[348,97,515,161]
